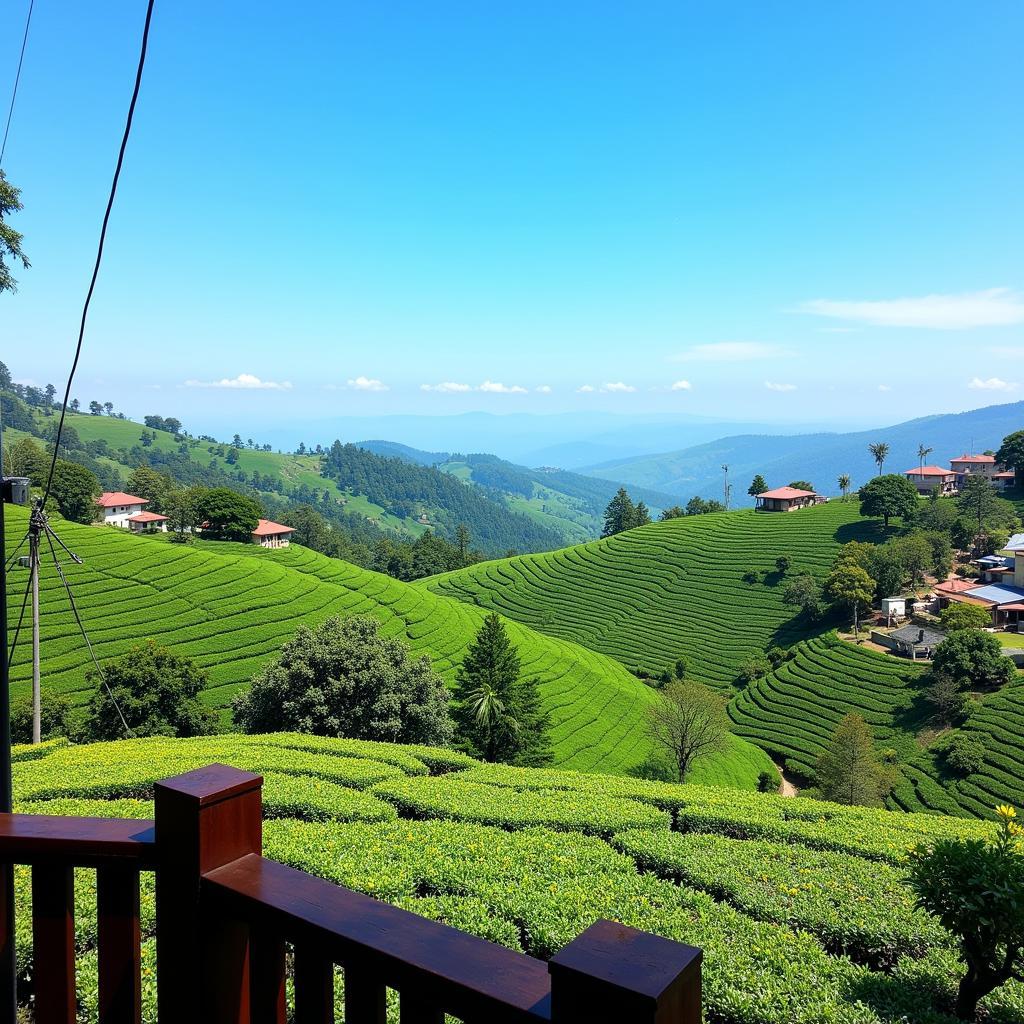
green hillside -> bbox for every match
[1,505,772,782]
[10,734,1020,1024]
[424,501,886,690]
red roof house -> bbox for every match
[95,492,150,527]
[904,466,958,495]
[126,510,169,533]
[252,518,295,548]
[754,486,827,512]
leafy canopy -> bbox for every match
[858,474,919,528]
[85,641,218,741]
[816,713,893,807]
[931,629,1016,692]
[233,615,453,746]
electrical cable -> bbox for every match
[40,0,156,509]
[44,526,133,737]
[0,0,34,168]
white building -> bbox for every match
[252,518,295,548]
[96,491,150,527]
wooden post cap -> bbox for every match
[549,919,702,1023]
[153,763,262,806]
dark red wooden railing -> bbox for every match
[0,764,702,1023]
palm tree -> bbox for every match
[466,681,517,762]
[917,444,933,473]
[868,442,890,476]
[837,474,851,501]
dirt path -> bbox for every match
[776,764,799,798]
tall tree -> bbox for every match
[837,474,851,501]
[601,487,636,537]
[868,442,890,476]
[126,465,173,513]
[816,713,892,806]
[48,461,100,523]
[647,681,730,782]
[858,474,919,528]
[996,430,1024,483]
[0,171,30,294]
[455,523,471,562]
[452,613,551,765]
[917,444,934,472]
[196,488,262,541]
[633,501,651,527]
[748,474,768,497]
[825,562,875,636]
[957,474,1002,543]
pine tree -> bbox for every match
[815,713,892,806]
[452,614,551,764]
[633,501,651,528]
[602,488,636,537]
[748,474,767,497]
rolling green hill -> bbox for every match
[1,505,772,783]
[9,733,1018,1024]
[423,501,886,690]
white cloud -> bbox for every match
[673,342,796,362]
[670,380,693,391]
[184,373,291,390]
[600,382,636,393]
[968,376,1018,392]
[535,385,552,394]
[765,381,797,392]
[577,384,596,393]
[877,384,892,392]
[796,288,1024,330]
[479,380,527,394]
[420,382,472,393]
[346,376,389,392]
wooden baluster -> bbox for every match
[399,994,444,1024]
[96,866,142,1024]
[248,930,286,1024]
[154,764,263,1024]
[548,919,702,1024]
[343,968,385,1024]
[0,861,15,1024]
[293,945,334,1024]
[32,864,75,1024]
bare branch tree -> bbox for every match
[647,681,730,782]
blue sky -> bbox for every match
[2,1,1023,435]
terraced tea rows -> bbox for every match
[9,734,1020,1024]
[729,633,927,778]
[2,506,775,781]
[424,502,885,690]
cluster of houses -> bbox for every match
[904,453,1015,496]
[95,492,296,548]
[932,534,1024,630]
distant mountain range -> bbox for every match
[583,401,1024,503]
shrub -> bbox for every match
[84,642,217,741]
[738,655,770,683]
[939,603,992,633]
[942,734,986,776]
[757,769,780,793]
[233,616,454,747]
[908,805,1024,1020]
[10,693,74,745]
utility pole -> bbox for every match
[29,514,40,745]
[722,465,730,510]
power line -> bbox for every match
[41,0,156,509]
[0,0,34,168]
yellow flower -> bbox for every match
[996,804,1017,820]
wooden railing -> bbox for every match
[0,764,703,1023]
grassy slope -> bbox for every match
[423,501,886,690]
[1,505,770,783]
[11,734,1022,1024]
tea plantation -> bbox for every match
[10,734,1022,1024]
[1,505,774,783]
[422,501,886,690]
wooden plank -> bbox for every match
[32,864,76,1024]
[204,855,551,1023]
[344,970,384,1024]
[249,929,286,1024]
[399,993,444,1024]
[97,866,142,1024]
[294,945,334,1024]
[0,815,156,867]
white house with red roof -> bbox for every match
[904,465,958,496]
[126,510,169,533]
[950,453,998,479]
[252,518,295,548]
[95,491,151,528]
[754,485,827,512]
